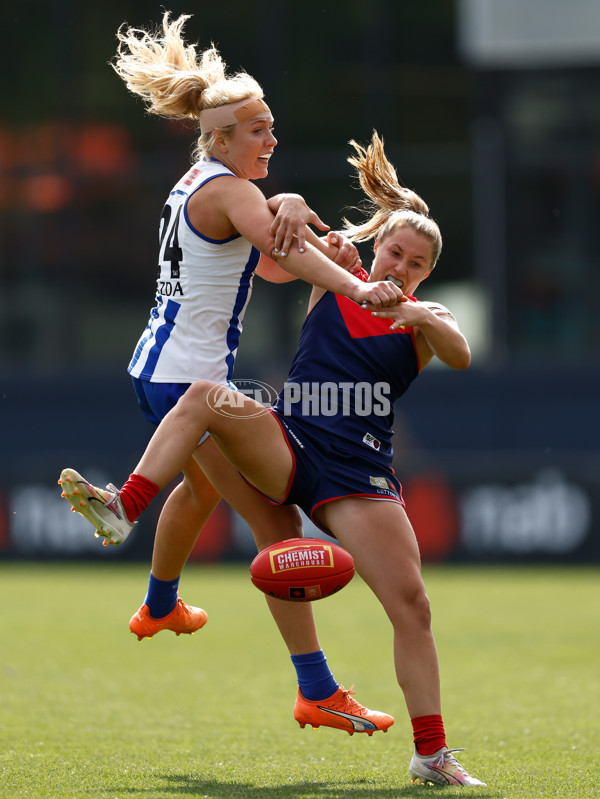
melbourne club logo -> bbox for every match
[363,432,381,450]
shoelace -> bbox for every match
[431,748,469,774]
[171,598,186,616]
[443,748,465,757]
[332,685,367,716]
[103,484,125,518]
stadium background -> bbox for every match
[2,0,599,565]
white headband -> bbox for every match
[199,97,270,134]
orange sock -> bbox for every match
[411,714,447,756]
[119,473,160,522]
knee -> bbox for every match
[183,474,220,508]
[287,505,303,538]
[182,380,212,411]
[388,579,432,631]
[254,505,303,550]
[410,586,432,630]
[166,381,208,424]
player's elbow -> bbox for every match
[439,341,471,370]
[451,345,471,370]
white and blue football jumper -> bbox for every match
[128,158,259,386]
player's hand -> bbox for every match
[371,296,413,328]
[269,193,330,255]
[325,231,362,274]
[373,299,451,330]
[355,280,403,309]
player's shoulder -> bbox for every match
[210,173,263,203]
[171,159,235,191]
[187,168,261,220]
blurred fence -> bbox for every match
[2,365,599,564]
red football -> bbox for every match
[250,538,355,601]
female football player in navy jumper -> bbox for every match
[60,13,401,736]
[61,131,485,786]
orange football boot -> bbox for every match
[129,597,207,640]
[294,685,394,735]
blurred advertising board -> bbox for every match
[1,368,598,563]
[0,460,598,565]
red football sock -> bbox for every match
[119,473,160,522]
[411,714,447,756]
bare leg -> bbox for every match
[121,381,395,729]
[150,456,221,581]
[195,437,321,655]
[132,381,292,501]
[316,497,441,719]
[139,388,321,654]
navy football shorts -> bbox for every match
[268,410,404,536]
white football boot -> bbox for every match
[409,746,486,787]
[58,467,135,545]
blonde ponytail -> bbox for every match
[343,132,442,267]
[112,12,264,157]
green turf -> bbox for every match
[1,563,598,798]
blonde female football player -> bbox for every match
[62,12,402,735]
[61,131,485,786]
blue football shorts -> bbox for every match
[131,376,237,445]
[131,377,191,426]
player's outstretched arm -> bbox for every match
[222,179,402,307]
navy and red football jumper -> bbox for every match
[269,286,423,531]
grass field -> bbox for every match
[1,562,598,799]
